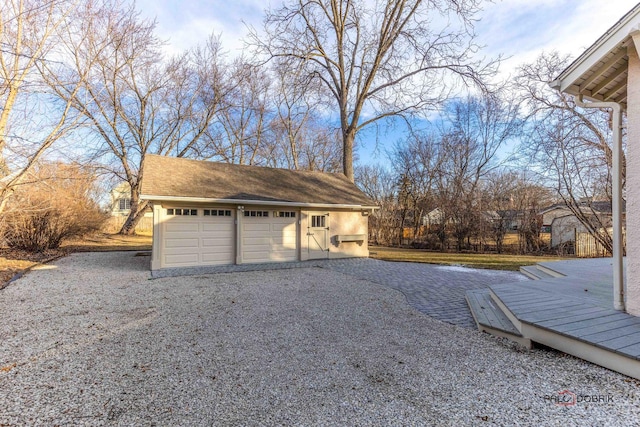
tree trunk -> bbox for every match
[120,200,149,235]
[343,130,355,182]
[119,180,147,235]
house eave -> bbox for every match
[140,194,378,210]
[552,4,640,105]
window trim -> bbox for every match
[244,210,270,218]
[166,208,198,216]
[204,209,232,217]
[118,198,131,211]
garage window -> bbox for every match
[275,211,296,218]
[244,210,269,217]
[167,208,197,216]
[311,215,326,227]
[204,209,231,217]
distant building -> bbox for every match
[541,202,625,248]
[109,182,152,218]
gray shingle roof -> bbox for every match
[140,155,375,207]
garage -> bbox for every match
[160,207,234,268]
[141,155,376,271]
[242,210,298,263]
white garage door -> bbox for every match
[242,210,297,263]
[161,208,234,268]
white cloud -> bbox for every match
[134,0,280,56]
[477,0,639,78]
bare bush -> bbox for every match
[2,162,106,251]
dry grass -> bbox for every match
[369,246,568,271]
[0,248,67,289]
[0,233,152,288]
[62,232,152,252]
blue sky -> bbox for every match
[134,0,639,165]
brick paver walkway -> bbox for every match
[318,258,528,328]
[151,257,528,329]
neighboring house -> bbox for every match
[492,210,526,231]
[421,208,445,228]
[540,202,623,248]
[109,182,152,217]
[140,155,377,271]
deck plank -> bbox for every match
[582,325,640,344]
[617,342,640,358]
[513,301,587,315]
[538,311,626,329]
[466,290,520,336]
[569,316,640,337]
[520,306,609,323]
[597,331,640,350]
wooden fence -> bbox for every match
[575,229,626,258]
[103,215,154,234]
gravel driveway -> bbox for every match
[1,252,639,425]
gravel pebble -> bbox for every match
[1,252,639,426]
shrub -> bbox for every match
[2,162,107,251]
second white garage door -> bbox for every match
[242,210,298,263]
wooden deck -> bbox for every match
[466,258,640,380]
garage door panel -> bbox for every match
[271,235,297,245]
[243,243,271,252]
[165,222,199,232]
[164,253,199,265]
[270,244,296,253]
[243,236,271,246]
[202,222,233,232]
[270,251,296,261]
[243,250,271,261]
[165,238,199,248]
[202,247,234,256]
[272,223,296,232]
[244,223,270,232]
[202,253,233,264]
[200,232,233,242]
[202,238,233,247]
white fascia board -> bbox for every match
[555,7,640,95]
[140,194,379,210]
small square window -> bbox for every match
[190,209,197,216]
[167,208,174,215]
[119,198,131,210]
[311,215,326,228]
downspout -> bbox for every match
[574,95,625,311]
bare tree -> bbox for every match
[391,132,444,241]
[438,94,521,250]
[355,163,398,245]
[0,0,87,215]
[266,60,343,172]
[214,59,271,165]
[253,0,495,181]
[515,52,621,253]
[52,2,226,234]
